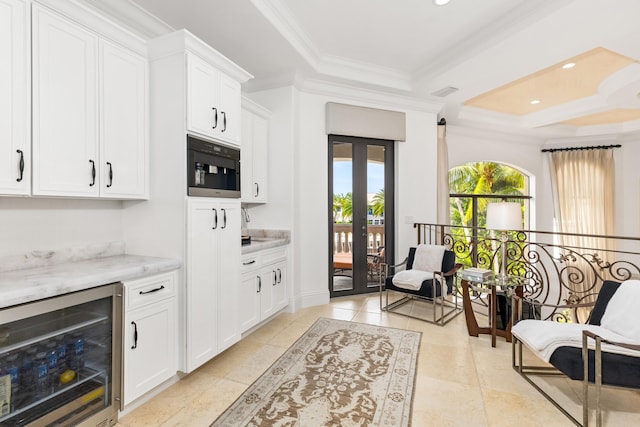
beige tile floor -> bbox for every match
[118,293,640,426]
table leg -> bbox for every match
[461,279,480,337]
[491,286,497,347]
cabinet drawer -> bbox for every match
[262,246,287,265]
[125,271,177,310]
[241,253,261,273]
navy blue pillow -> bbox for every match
[588,280,622,325]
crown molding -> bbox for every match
[251,0,414,92]
[78,0,173,40]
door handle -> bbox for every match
[131,321,138,349]
[221,208,227,229]
[257,276,261,293]
[212,208,218,229]
[254,182,259,197]
[16,150,24,182]
[89,160,96,186]
[212,107,218,129]
[221,111,227,132]
[139,285,165,295]
[277,268,282,283]
[273,270,277,285]
[106,162,113,188]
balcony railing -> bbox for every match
[416,223,640,323]
[333,224,385,254]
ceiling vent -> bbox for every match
[431,86,459,97]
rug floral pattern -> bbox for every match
[212,318,421,426]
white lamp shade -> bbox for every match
[486,202,522,231]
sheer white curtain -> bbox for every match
[436,121,450,226]
[548,148,615,301]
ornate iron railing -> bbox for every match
[416,223,640,323]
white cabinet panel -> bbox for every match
[241,101,269,203]
[32,6,147,199]
[186,53,241,147]
[186,198,241,372]
[32,5,98,196]
[239,246,288,333]
[0,0,29,195]
[99,39,147,198]
[123,271,177,406]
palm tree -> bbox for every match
[371,189,384,217]
[333,193,353,223]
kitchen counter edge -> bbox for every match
[0,255,181,310]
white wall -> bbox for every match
[0,198,123,257]
[247,82,439,308]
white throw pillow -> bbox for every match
[599,279,640,342]
[413,244,445,272]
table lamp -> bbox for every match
[486,202,522,280]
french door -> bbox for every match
[329,135,394,297]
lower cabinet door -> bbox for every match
[124,298,176,405]
[239,273,261,333]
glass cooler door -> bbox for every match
[0,283,122,427]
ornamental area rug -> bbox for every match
[211,318,421,427]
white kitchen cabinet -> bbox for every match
[241,98,270,203]
[99,39,147,198]
[32,5,147,199]
[0,0,29,195]
[123,271,178,406]
[186,198,241,372]
[32,5,99,197]
[239,246,288,333]
[187,53,241,147]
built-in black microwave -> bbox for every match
[187,135,240,198]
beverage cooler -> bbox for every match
[0,284,122,426]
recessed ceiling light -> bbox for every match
[434,0,451,5]
[530,99,541,105]
[562,62,576,69]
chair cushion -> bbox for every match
[600,279,640,342]
[550,347,640,389]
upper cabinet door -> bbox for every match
[99,39,148,199]
[0,0,29,195]
[217,73,241,145]
[186,53,241,147]
[32,6,99,196]
[187,54,217,140]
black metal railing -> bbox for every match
[416,223,640,323]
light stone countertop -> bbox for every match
[241,229,290,254]
[0,253,180,309]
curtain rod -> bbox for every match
[541,144,621,153]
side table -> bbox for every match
[459,272,523,347]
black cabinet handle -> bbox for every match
[212,107,218,129]
[221,111,227,132]
[277,268,282,283]
[243,260,256,265]
[89,160,96,186]
[273,270,277,286]
[131,321,138,349]
[106,162,113,187]
[254,182,259,197]
[16,150,24,182]
[212,208,218,229]
[221,208,227,229]
[139,285,165,295]
[257,276,261,293]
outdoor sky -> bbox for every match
[333,161,384,195]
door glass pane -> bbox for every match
[332,142,353,292]
[367,145,385,286]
